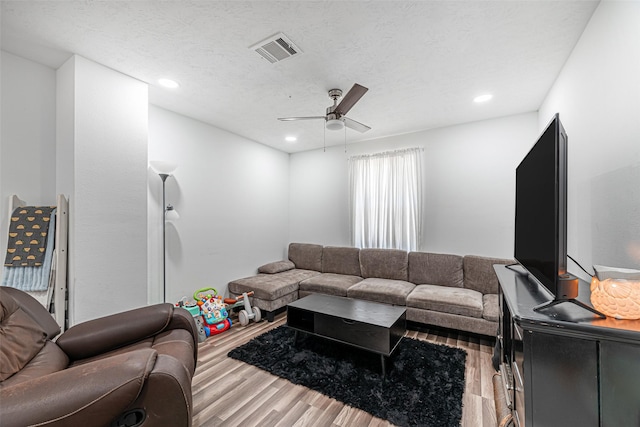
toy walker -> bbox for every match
[193,287,232,336]
[225,291,261,326]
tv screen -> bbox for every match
[514,113,567,298]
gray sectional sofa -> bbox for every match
[228,243,512,336]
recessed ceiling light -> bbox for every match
[158,78,180,89]
[474,94,493,103]
[285,136,297,142]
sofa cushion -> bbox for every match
[0,287,48,381]
[359,248,408,281]
[258,260,295,274]
[406,307,497,337]
[246,292,300,313]
[322,246,361,276]
[482,294,499,322]
[299,273,363,297]
[68,339,154,369]
[406,284,484,318]
[408,252,464,287]
[228,269,320,301]
[0,341,69,388]
[463,255,514,294]
[347,278,415,306]
[288,243,323,272]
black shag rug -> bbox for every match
[227,326,466,427]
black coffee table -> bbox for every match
[286,293,406,377]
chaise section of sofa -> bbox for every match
[228,243,322,321]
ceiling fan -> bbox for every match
[278,83,371,132]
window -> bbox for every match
[348,147,422,251]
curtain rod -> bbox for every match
[347,146,424,161]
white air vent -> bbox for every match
[250,32,302,63]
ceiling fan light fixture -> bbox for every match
[278,84,370,133]
[326,118,344,131]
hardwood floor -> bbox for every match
[192,313,498,427]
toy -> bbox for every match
[225,291,261,326]
[175,296,206,342]
[193,287,232,336]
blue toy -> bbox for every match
[175,296,207,342]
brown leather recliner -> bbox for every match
[0,286,198,427]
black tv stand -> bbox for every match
[495,264,640,427]
[533,297,606,318]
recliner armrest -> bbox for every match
[167,305,199,359]
[56,303,175,360]
[0,349,157,427]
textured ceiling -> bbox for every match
[1,1,599,153]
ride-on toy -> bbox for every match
[225,291,261,326]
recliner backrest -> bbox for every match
[2,286,60,339]
[0,287,51,382]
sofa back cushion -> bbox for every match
[409,252,464,287]
[0,287,48,381]
[322,246,361,276]
[359,248,408,281]
[463,255,514,294]
[288,243,323,271]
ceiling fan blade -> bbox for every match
[335,83,368,116]
[343,117,371,133]
[278,116,326,121]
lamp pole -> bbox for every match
[159,173,169,303]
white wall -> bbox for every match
[0,51,56,261]
[1,51,289,320]
[148,105,290,302]
[1,53,149,324]
[539,0,640,275]
[290,112,538,258]
[57,56,149,323]
[4,0,637,318]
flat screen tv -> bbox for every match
[514,113,603,316]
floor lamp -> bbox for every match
[150,161,179,303]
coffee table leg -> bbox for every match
[381,355,386,378]
[293,330,298,344]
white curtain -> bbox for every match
[349,147,422,251]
